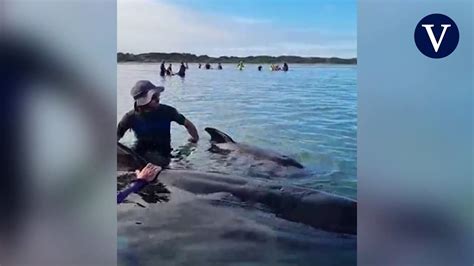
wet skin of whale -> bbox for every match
[117,142,145,171]
[156,169,356,235]
[117,142,356,235]
[205,127,304,169]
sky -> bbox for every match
[118,0,357,58]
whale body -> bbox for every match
[205,127,304,169]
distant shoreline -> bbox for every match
[117,52,357,65]
[117,62,356,66]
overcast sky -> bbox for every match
[118,0,356,58]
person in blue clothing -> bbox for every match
[117,80,199,166]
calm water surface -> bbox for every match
[118,63,357,266]
[118,63,357,197]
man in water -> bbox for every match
[166,64,173,76]
[283,62,289,71]
[117,80,199,166]
[217,63,223,70]
[258,65,262,71]
[160,61,166,77]
[176,62,186,77]
[205,63,211,69]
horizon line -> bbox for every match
[117,51,357,60]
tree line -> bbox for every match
[117,52,357,64]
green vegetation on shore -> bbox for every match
[117,52,357,64]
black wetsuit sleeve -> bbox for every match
[169,107,186,125]
[117,112,133,139]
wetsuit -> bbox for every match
[117,104,186,164]
[117,179,148,203]
[177,65,186,77]
[160,63,166,76]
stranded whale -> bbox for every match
[205,127,304,169]
[117,143,356,234]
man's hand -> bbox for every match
[184,119,199,143]
[135,163,162,182]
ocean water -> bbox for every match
[118,63,357,198]
[117,63,357,266]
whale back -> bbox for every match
[205,127,236,143]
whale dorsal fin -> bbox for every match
[205,127,236,143]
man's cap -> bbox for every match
[130,80,164,106]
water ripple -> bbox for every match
[118,64,357,195]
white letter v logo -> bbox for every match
[421,24,451,52]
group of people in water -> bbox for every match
[160,61,188,77]
[268,62,289,71]
[160,60,289,78]
[198,62,223,70]
[240,61,289,72]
